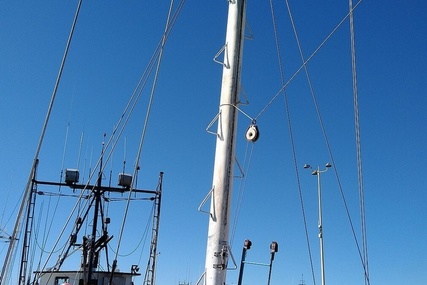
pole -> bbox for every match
[87,140,105,285]
[316,168,326,285]
[204,0,246,285]
[267,242,278,285]
[237,240,251,285]
[304,163,330,285]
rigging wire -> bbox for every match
[34,118,73,272]
[0,171,14,236]
[112,0,185,267]
[272,1,317,284]
[229,142,255,247]
[0,0,83,282]
[34,1,182,271]
[2,1,182,278]
[81,0,185,192]
[108,203,154,258]
[254,0,363,121]
[35,149,97,275]
[30,201,44,284]
[77,132,85,174]
[35,0,185,274]
[0,171,17,245]
[348,0,370,284]
[258,0,370,284]
[280,0,370,282]
[36,188,94,274]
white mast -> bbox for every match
[204,0,246,285]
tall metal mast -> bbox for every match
[204,0,246,284]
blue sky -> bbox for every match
[0,1,426,285]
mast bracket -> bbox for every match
[213,44,230,68]
[213,244,237,270]
[206,111,222,138]
[198,187,215,220]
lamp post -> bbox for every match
[237,240,278,285]
[237,239,252,285]
[304,163,331,285]
[267,241,278,285]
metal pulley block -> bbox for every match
[245,123,260,142]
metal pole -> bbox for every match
[304,163,331,285]
[316,168,326,285]
[204,0,246,284]
[237,240,251,285]
[267,242,278,285]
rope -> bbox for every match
[349,1,370,284]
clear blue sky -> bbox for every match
[1,1,426,285]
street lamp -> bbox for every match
[304,163,331,285]
[237,239,252,285]
[267,241,278,285]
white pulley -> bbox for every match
[245,124,260,142]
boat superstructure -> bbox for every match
[2,155,163,285]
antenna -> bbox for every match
[299,274,305,285]
[123,136,127,174]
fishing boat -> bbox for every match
[1,1,375,285]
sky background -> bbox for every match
[0,1,426,285]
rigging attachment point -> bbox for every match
[245,124,260,142]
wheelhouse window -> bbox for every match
[55,276,70,285]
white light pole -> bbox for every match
[304,163,331,285]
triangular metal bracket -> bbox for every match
[198,187,215,221]
[227,243,238,270]
[244,21,254,40]
[195,271,206,285]
[237,84,249,106]
[206,110,223,139]
[213,43,229,69]
[234,155,245,179]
